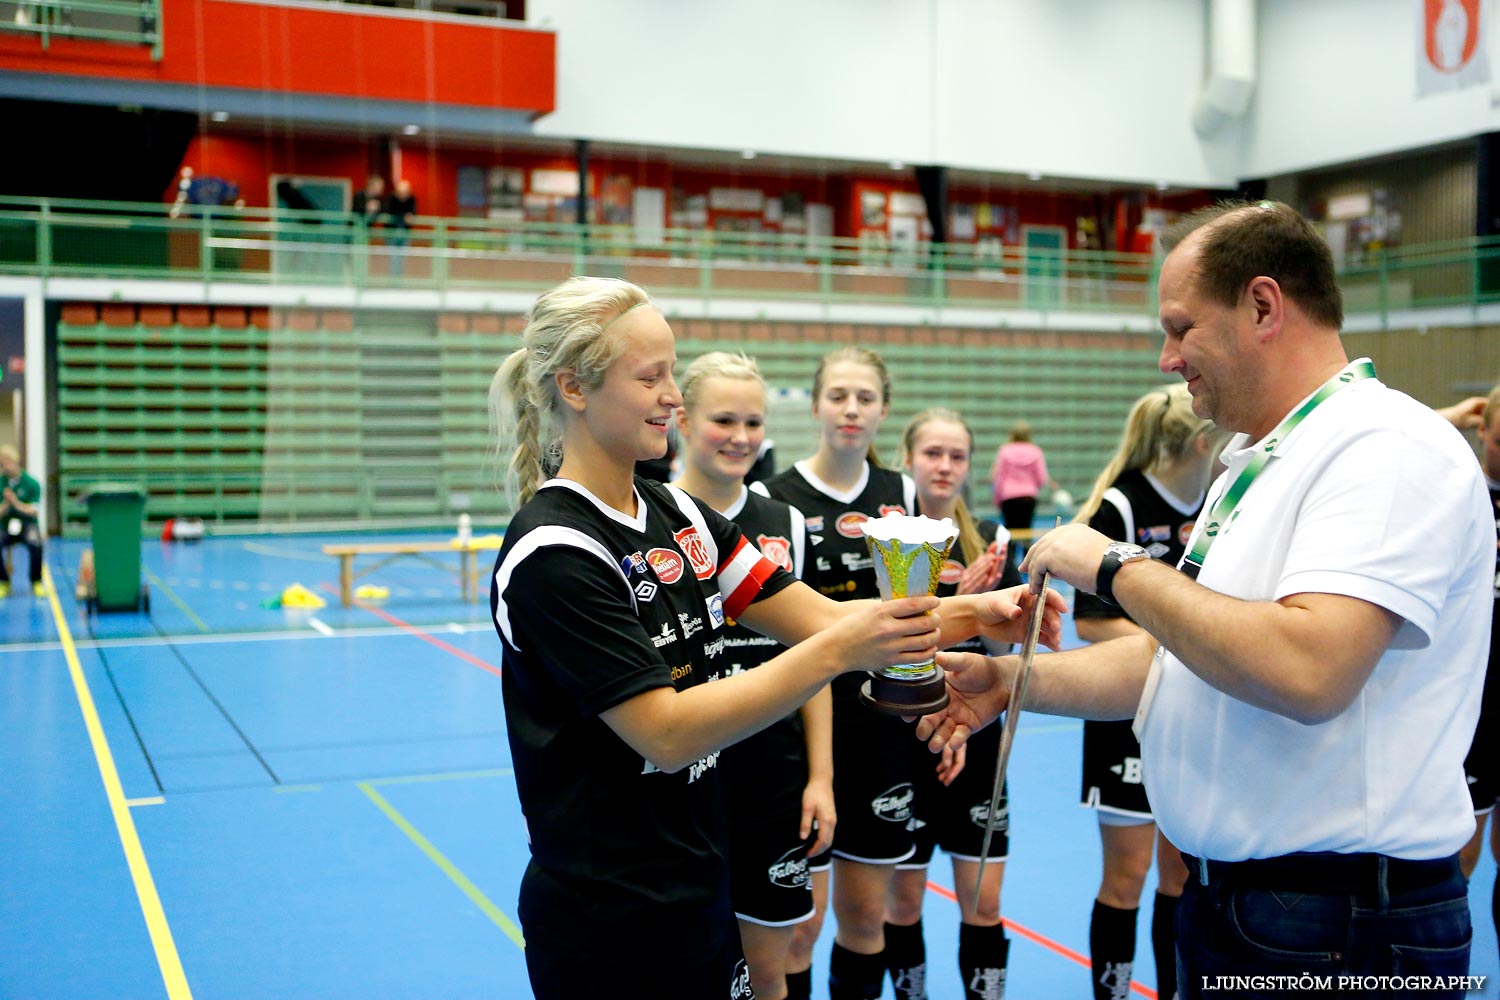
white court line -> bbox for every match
[308,618,336,637]
[0,621,492,655]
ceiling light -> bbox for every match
[1156,181,1170,191]
[1028,170,1043,181]
[741,149,756,160]
[403,124,420,136]
[889,160,904,170]
[210,111,229,123]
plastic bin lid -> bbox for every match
[83,482,147,501]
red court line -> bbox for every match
[313,582,503,678]
[925,880,1158,1000]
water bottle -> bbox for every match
[457,512,472,546]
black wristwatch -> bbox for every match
[1096,542,1150,606]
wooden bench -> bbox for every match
[322,537,504,608]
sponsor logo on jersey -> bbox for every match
[810,534,825,546]
[757,533,793,572]
[872,782,915,822]
[650,622,678,648]
[968,798,1009,832]
[939,559,964,585]
[879,504,906,517]
[621,550,648,576]
[836,511,869,538]
[724,634,779,648]
[679,612,703,639]
[1138,524,1172,544]
[673,526,716,580]
[670,663,693,682]
[842,551,873,572]
[702,636,726,659]
[805,516,825,533]
[704,592,725,629]
[1178,519,1196,546]
[767,845,811,889]
[816,556,832,572]
[687,750,720,784]
[646,547,685,584]
[1144,542,1170,560]
[633,579,658,602]
[730,959,753,999]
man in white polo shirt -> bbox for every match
[918,201,1492,997]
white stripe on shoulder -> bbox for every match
[748,480,771,498]
[1101,487,1135,544]
[788,505,807,580]
[493,525,629,650]
[902,472,917,513]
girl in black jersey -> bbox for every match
[887,408,1019,1000]
[761,346,919,1000]
[671,350,832,1000]
[1071,383,1222,1000]
[489,279,1050,1000]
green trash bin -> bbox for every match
[84,482,148,613]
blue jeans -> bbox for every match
[1176,853,1471,999]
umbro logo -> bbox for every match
[634,580,658,602]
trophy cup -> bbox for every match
[859,513,960,715]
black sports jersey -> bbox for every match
[716,485,812,777]
[929,518,1023,654]
[491,476,793,941]
[1074,469,1202,623]
[758,460,916,709]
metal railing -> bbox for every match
[5,196,1500,320]
[0,0,162,58]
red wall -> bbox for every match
[0,0,554,114]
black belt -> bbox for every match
[1182,851,1462,895]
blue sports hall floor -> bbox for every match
[2,530,1495,999]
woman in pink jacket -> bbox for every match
[989,420,1056,531]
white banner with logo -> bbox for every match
[1417,0,1491,96]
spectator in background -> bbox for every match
[989,420,1057,533]
[385,178,417,278]
[0,444,44,598]
[353,175,387,228]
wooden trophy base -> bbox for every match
[859,667,950,716]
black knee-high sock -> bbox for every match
[1151,892,1179,1000]
[1090,900,1138,1000]
[884,921,927,1000]
[958,922,1009,1000]
[829,942,886,1000]
[785,968,812,1000]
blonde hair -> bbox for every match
[903,408,986,565]
[490,276,653,505]
[1485,385,1500,429]
[680,351,765,412]
[812,346,892,467]
[0,444,16,463]
[1074,383,1218,524]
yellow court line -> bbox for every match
[358,782,526,950]
[366,767,514,788]
[142,568,210,633]
[41,566,193,999]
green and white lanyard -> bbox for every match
[1180,359,1377,581]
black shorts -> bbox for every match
[519,862,753,998]
[526,930,753,998]
[828,676,918,864]
[902,721,1009,867]
[725,727,815,926]
[1466,712,1498,812]
[1080,718,1152,821]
